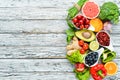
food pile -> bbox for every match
[66,0,119,80]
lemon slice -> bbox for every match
[89,41,99,51]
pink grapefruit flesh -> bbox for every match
[82,1,100,19]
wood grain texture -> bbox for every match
[0,46,120,59]
[0,72,119,80]
[0,0,119,8]
[0,0,119,80]
[0,59,119,72]
[0,34,120,47]
[0,20,120,34]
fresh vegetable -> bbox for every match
[90,18,103,32]
[90,64,107,80]
[105,62,118,75]
[89,41,99,51]
[75,68,90,80]
[101,48,116,63]
[97,31,110,46]
[68,0,88,18]
[66,37,81,51]
[104,21,112,32]
[83,43,89,50]
[72,15,90,29]
[80,48,85,54]
[66,50,86,64]
[99,2,119,24]
[78,40,89,54]
[85,52,98,66]
[66,29,75,44]
[75,63,85,72]
[66,16,76,30]
[82,1,100,19]
[78,40,84,46]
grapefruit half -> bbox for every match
[82,1,100,19]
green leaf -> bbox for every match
[66,29,75,44]
[66,50,86,64]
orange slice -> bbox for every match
[104,62,118,75]
[90,18,103,32]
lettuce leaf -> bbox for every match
[66,50,86,64]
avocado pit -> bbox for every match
[82,31,92,39]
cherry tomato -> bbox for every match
[79,40,84,46]
[83,43,89,50]
[77,15,83,20]
[80,48,85,54]
[82,17,85,22]
[85,19,90,24]
[78,20,84,25]
[75,63,85,72]
[75,23,80,27]
[80,25,84,30]
[72,18,78,23]
[84,25,89,29]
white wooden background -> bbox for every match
[0,0,119,80]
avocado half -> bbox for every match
[75,29,96,42]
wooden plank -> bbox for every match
[0,59,73,72]
[0,59,119,72]
[0,47,66,59]
[0,72,76,80]
[0,20,120,34]
[0,20,67,34]
[0,8,67,20]
[0,46,119,59]
[0,34,120,47]
[0,0,119,8]
[0,34,66,47]
[0,72,119,80]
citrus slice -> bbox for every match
[104,62,118,75]
[90,18,103,32]
[82,1,100,19]
[89,41,99,51]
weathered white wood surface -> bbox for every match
[0,0,119,80]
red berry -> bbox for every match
[85,19,90,24]
[75,23,80,27]
[80,25,84,30]
[82,17,85,22]
[84,25,89,29]
[72,18,78,23]
[78,20,84,25]
[80,48,85,54]
[77,15,83,20]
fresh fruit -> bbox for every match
[104,62,118,75]
[90,18,103,32]
[72,18,78,23]
[82,1,100,19]
[79,40,84,46]
[96,31,110,46]
[75,29,96,42]
[80,48,85,54]
[75,63,85,72]
[89,41,99,51]
[72,15,90,29]
[85,52,98,66]
[83,43,89,50]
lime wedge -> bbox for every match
[89,41,99,51]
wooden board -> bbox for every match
[0,0,119,80]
